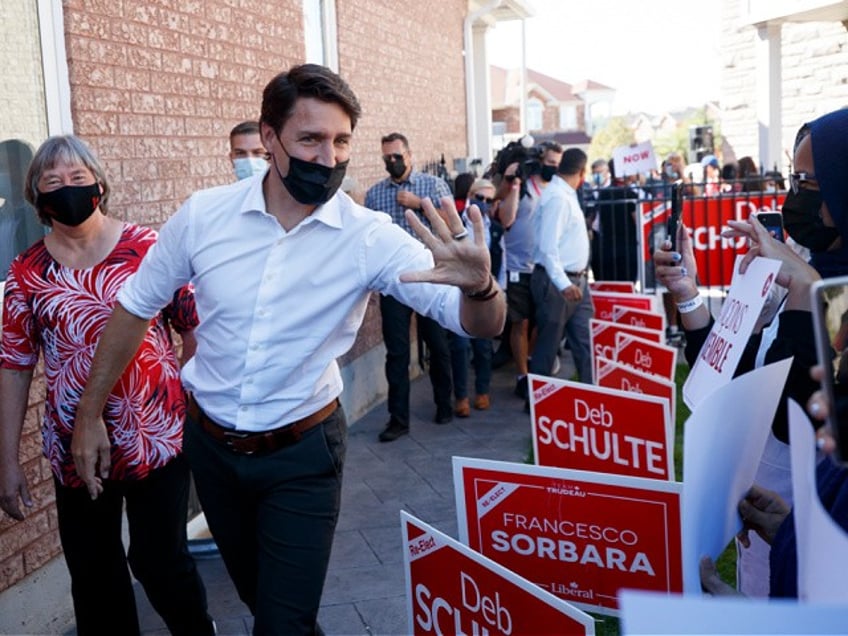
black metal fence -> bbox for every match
[584,179,788,299]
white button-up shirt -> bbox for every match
[531,175,590,292]
[118,175,467,431]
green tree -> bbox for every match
[588,116,635,165]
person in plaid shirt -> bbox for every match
[365,132,455,442]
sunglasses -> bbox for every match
[473,194,495,205]
[382,153,404,163]
[789,171,817,194]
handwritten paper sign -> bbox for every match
[613,140,657,177]
[682,256,781,409]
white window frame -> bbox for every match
[302,0,339,71]
[526,98,543,132]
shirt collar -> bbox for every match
[237,175,344,230]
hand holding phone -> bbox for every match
[755,212,785,243]
[811,276,848,464]
[666,182,683,250]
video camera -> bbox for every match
[488,136,552,198]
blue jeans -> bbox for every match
[448,332,493,398]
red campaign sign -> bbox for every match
[403,511,595,635]
[590,281,636,294]
[611,305,666,333]
[595,357,676,424]
[591,291,657,323]
[528,375,673,481]
[590,319,663,381]
[453,457,684,616]
[614,332,678,382]
[640,194,786,287]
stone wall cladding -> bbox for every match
[721,0,848,170]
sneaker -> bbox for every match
[454,398,471,418]
[514,376,528,399]
[551,356,561,375]
[473,394,490,410]
[378,420,409,442]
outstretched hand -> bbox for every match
[400,196,492,294]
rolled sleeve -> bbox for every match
[118,201,194,319]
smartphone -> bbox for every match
[756,212,785,243]
[811,276,848,464]
[665,181,683,250]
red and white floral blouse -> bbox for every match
[1,223,198,487]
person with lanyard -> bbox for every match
[70,64,505,635]
[496,141,563,400]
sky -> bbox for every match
[486,0,723,115]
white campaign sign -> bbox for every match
[788,400,848,602]
[682,256,781,409]
[680,358,791,592]
[619,590,848,635]
[612,140,657,177]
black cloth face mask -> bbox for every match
[274,140,348,206]
[782,189,841,252]
[37,183,101,226]
[540,165,557,183]
[384,158,407,180]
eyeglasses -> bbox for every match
[473,194,495,205]
[789,171,817,194]
[382,153,404,163]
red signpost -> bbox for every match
[529,375,673,481]
[453,457,684,615]
[403,511,596,635]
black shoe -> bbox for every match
[378,420,409,442]
[434,408,453,424]
[514,376,528,399]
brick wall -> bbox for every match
[720,0,848,171]
[1,0,470,593]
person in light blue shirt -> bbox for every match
[529,148,593,393]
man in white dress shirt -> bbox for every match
[70,64,505,635]
[528,148,593,395]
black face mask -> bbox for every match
[782,189,841,252]
[274,141,348,206]
[540,165,557,183]
[37,183,101,226]
[384,157,407,180]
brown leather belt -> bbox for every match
[186,396,339,455]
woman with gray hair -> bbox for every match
[0,135,214,635]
